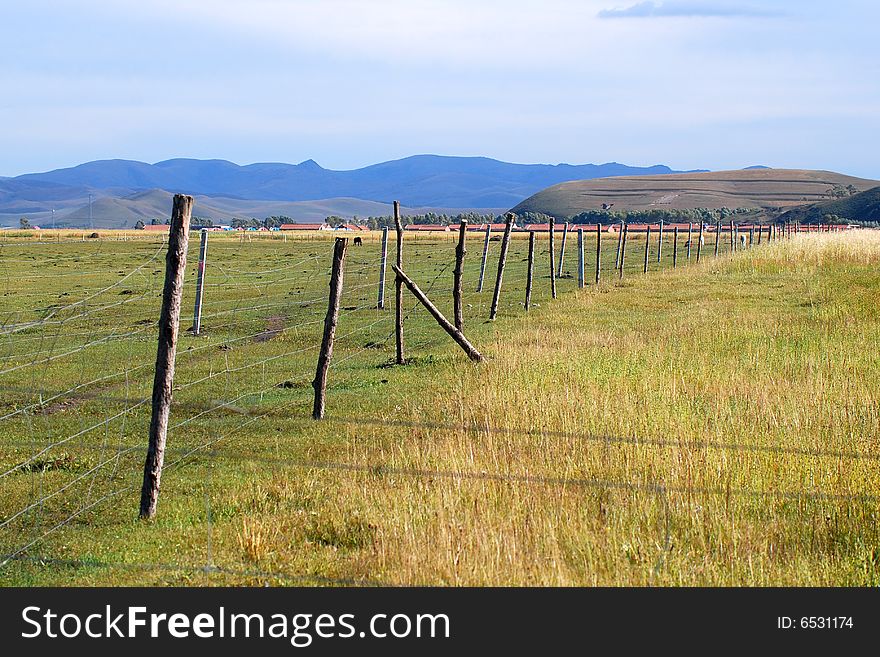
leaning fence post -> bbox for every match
[576,227,584,288]
[312,237,347,420]
[377,226,388,309]
[476,223,491,292]
[139,194,194,520]
[657,220,664,263]
[558,221,569,277]
[549,221,557,299]
[595,223,602,285]
[489,212,514,320]
[643,225,651,274]
[393,201,405,365]
[619,223,628,279]
[672,226,678,268]
[393,264,484,362]
[191,228,208,336]
[525,231,535,311]
[453,219,467,331]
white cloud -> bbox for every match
[598,1,783,19]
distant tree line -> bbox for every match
[567,207,760,225]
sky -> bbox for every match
[1,0,878,178]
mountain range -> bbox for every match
[1,155,705,228]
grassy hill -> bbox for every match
[778,186,880,225]
[511,168,880,219]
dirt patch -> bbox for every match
[254,315,285,343]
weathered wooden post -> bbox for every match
[558,221,569,277]
[749,225,755,248]
[377,226,388,309]
[729,221,735,252]
[576,227,584,288]
[595,223,602,285]
[614,221,624,270]
[686,222,693,262]
[393,264,483,362]
[657,220,664,263]
[619,223,628,279]
[697,222,704,262]
[476,223,491,292]
[758,224,763,245]
[643,225,651,274]
[139,194,193,520]
[312,237,347,420]
[453,219,467,331]
[489,212,514,320]
[393,201,405,365]
[191,228,208,336]
[549,221,557,299]
[672,226,679,268]
[714,222,721,257]
[525,231,535,311]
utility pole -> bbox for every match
[88,193,93,229]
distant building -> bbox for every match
[280,223,332,231]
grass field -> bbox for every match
[1,228,878,586]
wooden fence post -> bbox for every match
[139,194,194,520]
[558,221,569,277]
[643,225,651,274]
[619,223,628,280]
[672,226,678,268]
[394,201,405,365]
[549,221,557,299]
[697,222,704,262]
[377,226,388,309]
[657,220,664,263]
[729,221,735,252]
[489,212,514,320]
[577,227,584,288]
[686,222,693,262]
[393,264,484,362]
[453,219,467,331]
[714,222,721,257]
[525,231,535,311]
[749,226,754,248]
[595,223,602,285]
[191,228,208,336]
[615,221,624,270]
[312,237,347,420]
[476,223,491,292]
[758,224,763,245]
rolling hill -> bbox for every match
[778,186,880,225]
[511,169,880,219]
[32,190,495,230]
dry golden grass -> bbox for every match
[199,231,880,586]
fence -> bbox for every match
[0,211,871,584]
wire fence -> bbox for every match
[1,223,872,585]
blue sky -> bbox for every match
[1,0,878,177]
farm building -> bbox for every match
[279,223,332,231]
[404,224,451,232]
[143,224,170,232]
